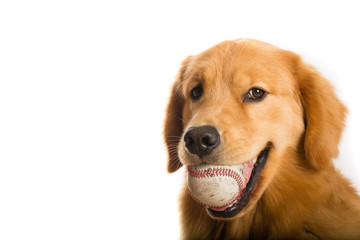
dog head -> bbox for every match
[164,39,346,219]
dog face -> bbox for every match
[179,40,304,167]
[164,39,346,219]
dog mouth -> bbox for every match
[206,146,270,219]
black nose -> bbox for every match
[183,126,220,158]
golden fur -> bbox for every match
[164,39,360,239]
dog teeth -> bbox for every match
[252,158,256,164]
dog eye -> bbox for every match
[191,85,203,101]
[245,88,266,102]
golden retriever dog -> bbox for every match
[164,39,360,239]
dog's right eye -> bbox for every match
[191,85,203,101]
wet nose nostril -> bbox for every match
[185,136,194,148]
[202,134,218,148]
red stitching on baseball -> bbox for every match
[187,165,244,209]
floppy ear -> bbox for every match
[164,57,191,173]
[295,58,347,169]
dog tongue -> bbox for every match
[208,160,254,212]
[243,160,254,184]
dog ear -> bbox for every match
[295,57,347,169]
[164,57,191,173]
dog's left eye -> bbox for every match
[245,88,266,102]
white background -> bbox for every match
[1,0,359,239]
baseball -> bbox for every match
[186,162,254,210]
